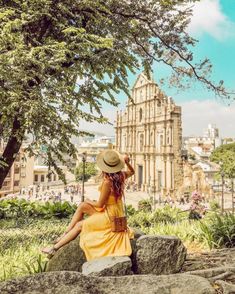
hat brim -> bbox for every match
[96,150,125,173]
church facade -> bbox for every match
[115,73,183,197]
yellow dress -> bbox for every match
[79,185,134,261]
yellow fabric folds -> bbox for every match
[79,194,134,261]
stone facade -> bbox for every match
[115,73,183,197]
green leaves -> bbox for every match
[74,162,97,182]
[210,143,235,179]
[0,198,77,219]
[198,213,235,249]
[0,0,233,187]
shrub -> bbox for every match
[198,213,235,249]
[128,211,152,230]
[209,200,220,212]
[138,199,152,212]
[152,205,186,224]
[0,199,77,220]
[126,204,136,217]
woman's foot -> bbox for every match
[41,246,58,259]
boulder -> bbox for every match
[46,228,144,273]
[82,256,133,276]
[134,235,187,274]
[131,227,145,239]
[215,280,235,294]
[0,271,215,294]
[46,236,86,272]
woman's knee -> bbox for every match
[76,221,83,230]
[79,202,90,212]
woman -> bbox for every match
[42,150,135,261]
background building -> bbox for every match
[115,73,183,197]
[76,136,114,164]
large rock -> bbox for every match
[82,256,132,276]
[46,228,144,273]
[0,271,215,294]
[134,235,187,275]
[46,236,86,272]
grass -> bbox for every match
[0,218,69,281]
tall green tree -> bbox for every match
[210,143,235,179]
[75,162,97,182]
[0,0,232,188]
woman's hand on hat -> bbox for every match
[123,154,130,164]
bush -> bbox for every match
[209,200,220,211]
[0,199,77,220]
[153,205,186,224]
[128,211,152,230]
[126,204,136,217]
[128,205,187,231]
[198,213,235,249]
[138,199,152,212]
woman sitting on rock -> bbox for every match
[42,150,135,261]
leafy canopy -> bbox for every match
[210,143,235,179]
[0,0,232,182]
[75,162,97,182]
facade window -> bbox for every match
[41,175,45,182]
[34,174,38,182]
[150,132,154,145]
[139,134,144,152]
[15,167,20,174]
[15,154,21,162]
[48,174,51,182]
[160,135,163,147]
[54,174,57,181]
[158,171,162,191]
[14,181,19,187]
[2,181,8,187]
[167,131,170,145]
[139,108,143,122]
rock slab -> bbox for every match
[46,237,86,272]
[134,235,187,274]
[82,256,132,276]
[0,271,215,294]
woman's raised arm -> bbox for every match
[123,154,135,179]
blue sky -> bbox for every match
[80,0,235,138]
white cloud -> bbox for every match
[181,99,235,137]
[188,0,234,40]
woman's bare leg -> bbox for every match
[42,221,83,254]
[55,221,83,249]
[53,202,96,244]
[66,202,96,232]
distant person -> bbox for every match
[179,195,185,205]
[42,150,135,261]
[189,191,206,220]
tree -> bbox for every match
[210,143,235,179]
[75,162,97,182]
[0,0,233,188]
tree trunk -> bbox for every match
[0,117,24,189]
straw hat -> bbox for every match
[96,149,125,173]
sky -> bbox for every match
[80,0,235,138]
